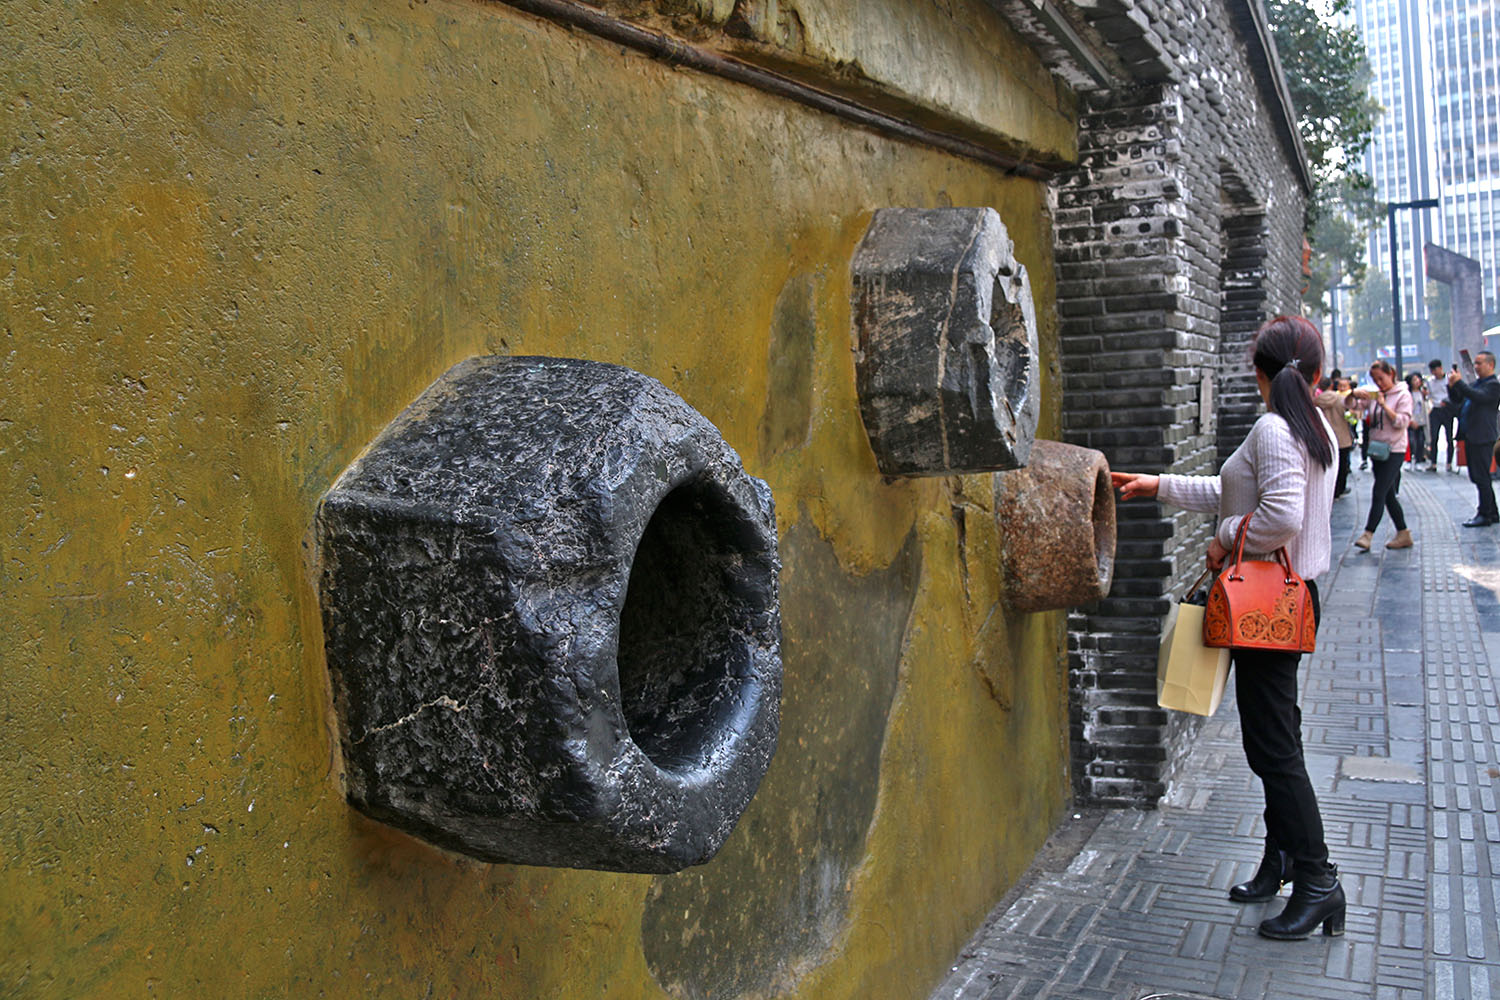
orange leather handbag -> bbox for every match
[1202,512,1316,653]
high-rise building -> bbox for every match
[1348,0,1500,358]
[1429,0,1500,317]
[1351,0,1441,364]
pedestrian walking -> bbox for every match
[1428,358,1457,471]
[1337,376,1359,436]
[1112,315,1344,941]
[1351,384,1374,470]
[1405,373,1428,470]
[1351,361,1413,550]
[1448,351,1500,526]
[1314,376,1354,498]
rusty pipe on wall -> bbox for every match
[993,440,1116,612]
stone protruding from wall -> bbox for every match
[851,207,1041,477]
[993,440,1117,612]
[1425,243,1485,359]
[317,356,782,873]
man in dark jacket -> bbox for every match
[1449,350,1500,525]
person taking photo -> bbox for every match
[1349,361,1413,551]
[1448,351,1500,526]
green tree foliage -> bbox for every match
[1266,0,1381,190]
[1347,269,1392,364]
[1264,0,1383,302]
[1305,173,1379,307]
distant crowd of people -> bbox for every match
[1111,320,1500,947]
[1313,351,1500,545]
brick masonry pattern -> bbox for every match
[1054,0,1310,805]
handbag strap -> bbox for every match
[1226,511,1296,584]
[1186,567,1213,596]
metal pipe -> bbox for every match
[496,0,1059,180]
[1390,203,1401,367]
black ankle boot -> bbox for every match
[1258,865,1345,940]
[1229,849,1291,902]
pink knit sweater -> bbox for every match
[1364,382,1413,453]
[1157,411,1338,580]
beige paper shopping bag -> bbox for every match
[1157,601,1231,716]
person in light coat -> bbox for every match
[1427,357,1456,471]
[1112,315,1343,941]
[1314,377,1354,498]
[1405,372,1429,472]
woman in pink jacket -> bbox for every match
[1352,360,1414,550]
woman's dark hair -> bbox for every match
[1369,359,1396,378]
[1318,376,1332,391]
[1251,315,1333,468]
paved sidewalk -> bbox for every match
[931,463,1500,1000]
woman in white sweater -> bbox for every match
[1112,315,1342,941]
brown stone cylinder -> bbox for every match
[993,440,1116,612]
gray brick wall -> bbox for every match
[1055,0,1309,806]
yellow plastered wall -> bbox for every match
[2,1,1074,996]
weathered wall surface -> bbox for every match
[586,0,1079,166]
[1,1,1071,996]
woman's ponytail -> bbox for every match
[1251,316,1334,469]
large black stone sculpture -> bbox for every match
[851,207,1041,476]
[317,357,782,873]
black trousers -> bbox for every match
[1232,581,1327,877]
[1467,438,1498,520]
[1430,405,1457,465]
[1335,446,1352,496]
[1365,452,1407,532]
[1408,426,1425,467]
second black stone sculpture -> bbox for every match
[851,207,1041,476]
[318,357,782,873]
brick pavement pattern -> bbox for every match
[931,465,1500,1000]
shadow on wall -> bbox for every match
[641,516,922,998]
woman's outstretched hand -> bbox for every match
[1111,471,1160,501]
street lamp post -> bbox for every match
[1388,197,1440,371]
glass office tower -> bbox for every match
[1352,0,1441,362]
[1350,0,1500,350]
[1429,0,1500,318]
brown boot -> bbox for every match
[1354,530,1373,550]
[1386,529,1414,549]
